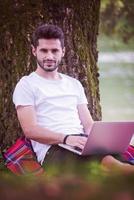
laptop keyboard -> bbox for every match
[74,146,82,152]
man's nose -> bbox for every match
[46,51,53,59]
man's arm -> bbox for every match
[16,105,65,144]
[64,104,93,148]
[16,105,87,149]
[77,104,94,135]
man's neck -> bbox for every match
[35,68,61,80]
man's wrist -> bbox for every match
[62,133,88,144]
[63,135,70,144]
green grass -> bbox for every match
[98,34,134,52]
[0,153,7,172]
[1,152,134,200]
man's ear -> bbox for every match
[31,45,36,56]
[62,47,65,57]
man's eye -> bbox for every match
[52,49,58,53]
[41,49,47,53]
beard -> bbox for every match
[36,58,60,72]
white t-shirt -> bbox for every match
[13,72,88,164]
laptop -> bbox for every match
[59,121,134,155]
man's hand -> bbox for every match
[65,135,88,150]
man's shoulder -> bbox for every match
[61,73,79,83]
[17,72,35,83]
[15,72,36,89]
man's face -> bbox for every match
[32,39,65,72]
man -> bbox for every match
[13,24,134,172]
[13,24,94,168]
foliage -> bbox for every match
[0,155,134,200]
[98,34,134,52]
[100,0,134,43]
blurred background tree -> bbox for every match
[100,0,134,43]
[98,0,134,121]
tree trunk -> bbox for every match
[0,0,101,150]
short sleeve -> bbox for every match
[76,80,88,105]
[13,77,35,108]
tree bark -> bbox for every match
[0,0,101,150]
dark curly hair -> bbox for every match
[31,24,64,49]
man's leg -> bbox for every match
[43,146,134,174]
[101,155,134,174]
[43,145,103,172]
